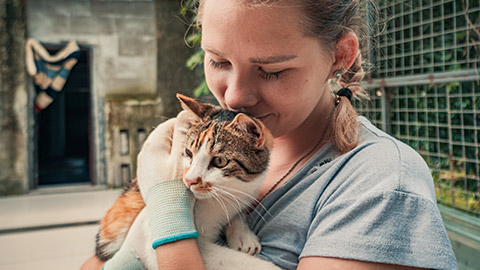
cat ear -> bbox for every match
[177,94,215,120]
[228,113,267,148]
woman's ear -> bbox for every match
[331,32,360,76]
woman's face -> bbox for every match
[201,0,335,137]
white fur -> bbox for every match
[122,141,279,269]
[126,210,278,270]
[198,240,279,270]
[225,215,262,255]
[99,230,128,257]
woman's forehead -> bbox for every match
[200,0,303,35]
[200,0,312,57]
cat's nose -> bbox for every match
[185,177,202,187]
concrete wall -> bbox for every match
[25,0,158,186]
[105,96,162,187]
[0,0,197,192]
[156,0,197,118]
[0,0,30,195]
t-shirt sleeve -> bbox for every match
[300,190,456,269]
[299,141,457,269]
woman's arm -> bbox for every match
[78,240,206,270]
[155,239,206,270]
[79,256,105,270]
[298,257,425,270]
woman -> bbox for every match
[82,0,457,269]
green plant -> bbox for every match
[180,0,210,98]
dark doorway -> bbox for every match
[36,45,92,186]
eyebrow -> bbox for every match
[249,55,297,64]
[203,46,297,65]
[204,47,227,58]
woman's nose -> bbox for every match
[224,74,258,111]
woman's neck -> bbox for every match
[271,93,335,168]
[257,92,335,199]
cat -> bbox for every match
[95,94,280,269]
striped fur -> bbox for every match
[95,95,273,263]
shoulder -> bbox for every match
[324,116,436,202]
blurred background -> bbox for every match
[0,0,479,269]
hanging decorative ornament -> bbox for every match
[25,38,81,112]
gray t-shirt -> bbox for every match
[247,116,457,270]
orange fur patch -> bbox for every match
[100,179,145,241]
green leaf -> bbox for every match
[447,82,460,93]
[180,0,207,98]
[193,80,210,97]
[186,50,205,70]
[186,33,202,46]
[180,5,188,16]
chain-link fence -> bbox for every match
[358,0,480,215]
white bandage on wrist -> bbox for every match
[103,242,145,270]
[145,180,198,249]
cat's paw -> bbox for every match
[226,224,262,255]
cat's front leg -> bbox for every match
[225,214,261,255]
[198,239,280,270]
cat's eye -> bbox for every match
[185,148,193,158]
[211,156,228,168]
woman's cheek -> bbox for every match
[205,71,227,104]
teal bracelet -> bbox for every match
[151,231,199,249]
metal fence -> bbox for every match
[357,0,480,215]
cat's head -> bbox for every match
[177,94,273,201]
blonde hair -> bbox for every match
[332,54,368,153]
[196,0,372,154]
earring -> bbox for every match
[334,70,343,81]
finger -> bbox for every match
[176,109,197,124]
[170,110,196,154]
[176,110,199,133]
[169,125,188,164]
[141,118,176,155]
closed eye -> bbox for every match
[209,57,286,79]
[258,67,286,80]
[209,59,230,69]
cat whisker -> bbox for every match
[210,189,232,225]
[212,188,247,219]
[213,187,251,207]
[219,186,273,220]
[211,188,252,225]
[218,186,261,205]
[212,187,244,213]
[213,187,271,222]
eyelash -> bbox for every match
[259,69,284,80]
[208,59,285,80]
[209,59,229,69]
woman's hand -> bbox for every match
[136,110,194,198]
[136,110,199,250]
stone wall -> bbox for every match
[26,0,158,186]
[156,0,197,118]
[0,0,197,192]
[105,96,162,187]
[0,0,29,195]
